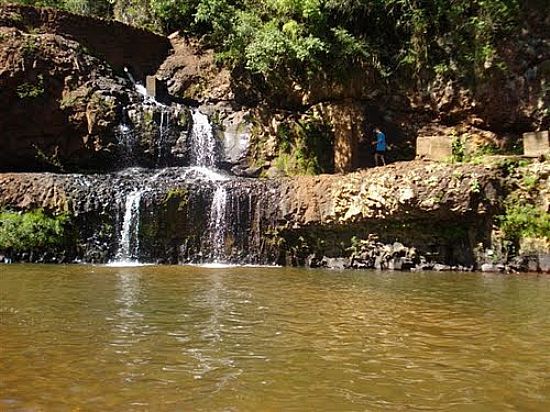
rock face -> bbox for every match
[0,5,548,271]
[0,5,171,172]
[270,161,506,268]
[150,6,549,175]
[0,4,170,79]
[2,4,548,175]
[0,161,505,266]
[0,169,280,264]
[1,159,548,272]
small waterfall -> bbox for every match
[189,110,218,168]
[115,120,137,164]
[157,108,169,163]
[107,78,256,265]
[187,110,233,263]
[135,84,148,99]
[123,67,136,85]
[113,190,144,265]
[209,185,228,261]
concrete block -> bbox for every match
[523,131,549,157]
[416,136,452,161]
[146,75,160,100]
[221,111,252,164]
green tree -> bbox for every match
[2,0,522,83]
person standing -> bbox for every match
[373,127,387,167]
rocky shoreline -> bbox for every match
[1,160,548,273]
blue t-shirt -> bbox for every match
[376,131,386,152]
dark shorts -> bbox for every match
[375,150,386,155]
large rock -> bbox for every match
[0,5,198,172]
[0,4,170,80]
[523,131,549,157]
[416,136,452,161]
[0,26,123,171]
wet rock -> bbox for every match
[323,257,350,270]
[306,254,325,268]
[539,254,550,273]
[231,165,262,178]
[389,257,415,271]
[414,262,435,271]
[265,166,286,178]
[507,256,530,273]
[481,263,507,273]
[481,263,498,272]
[374,255,388,270]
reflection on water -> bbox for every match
[109,270,145,380]
[1,265,549,411]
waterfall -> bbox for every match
[189,110,218,168]
[107,79,250,264]
[187,110,233,264]
[157,108,169,163]
[123,67,136,85]
[112,189,144,265]
[209,185,228,261]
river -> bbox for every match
[1,265,549,411]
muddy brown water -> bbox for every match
[1,265,549,411]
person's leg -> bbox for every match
[381,153,386,166]
[375,152,384,166]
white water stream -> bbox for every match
[113,189,144,265]
[209,185,228,261]
[189,110,219,168]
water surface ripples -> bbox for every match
[1,265,549,411]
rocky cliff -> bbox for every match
[0,4,172,172]
[156,24,549,176]
[1,4,548,175]
[2,160,548,271]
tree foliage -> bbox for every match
[0,209,68,252]
[0,0,115,17]
[3,0,522,83]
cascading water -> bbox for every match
[107,77,257,265]
[158,109,168,162]
[209,185,228,261]
[189,110,219,168]
[187,109,235,263]
[113,189,144,265]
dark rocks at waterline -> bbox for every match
[483,254,550,274]
[349,239,419,271]
[302,239,472,272]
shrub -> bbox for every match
[499,204,550,242]
[16,75,44,99]
[0,209,68,253]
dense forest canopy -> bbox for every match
[0,0,528,84]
